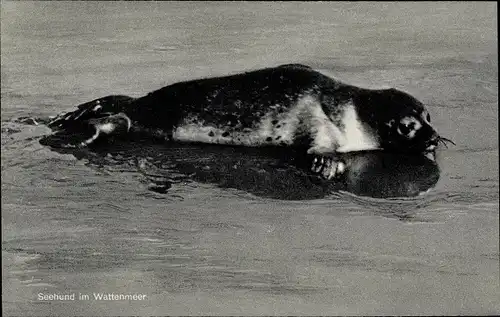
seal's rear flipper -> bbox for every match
[43,95,135,148]
[48,95,135,131]
[41,112,133,148]
[80,113,132,147]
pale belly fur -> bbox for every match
[171,95,380,152]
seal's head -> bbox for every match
[355,88,454,154]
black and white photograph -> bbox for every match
[1,1,498,315]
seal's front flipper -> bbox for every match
[310,155,346,180]
[306,146,346,180]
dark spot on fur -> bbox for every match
[266,137,272,142]
[222,131,230,137]
[276,125,281,128]
[275,136,281,140]
[208,131,215,137]
[271,120,279,125]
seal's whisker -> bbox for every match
[441,137,456,146]
[437,136,455,148]
[439,138,449,148]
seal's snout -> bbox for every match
[426,134,455,151]
[425,135,439,151]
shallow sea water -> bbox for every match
[1,2,498,315]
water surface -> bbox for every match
[2,2,498,315]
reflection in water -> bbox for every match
[39,123,440,199]
[340,151,440,198]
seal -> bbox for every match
[47,64,454,179]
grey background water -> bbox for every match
[1,1,498,315]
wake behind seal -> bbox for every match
[47,64,454,179]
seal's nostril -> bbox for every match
[429,133,440,144]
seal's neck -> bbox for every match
[351,88,394,137]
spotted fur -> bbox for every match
[48,64,442,160]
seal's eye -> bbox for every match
[397,116,422,139]
[426,113,431,122]
[398,122,413,135]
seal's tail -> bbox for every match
[44,95,136,148]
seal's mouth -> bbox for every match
[425,135,456,152]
